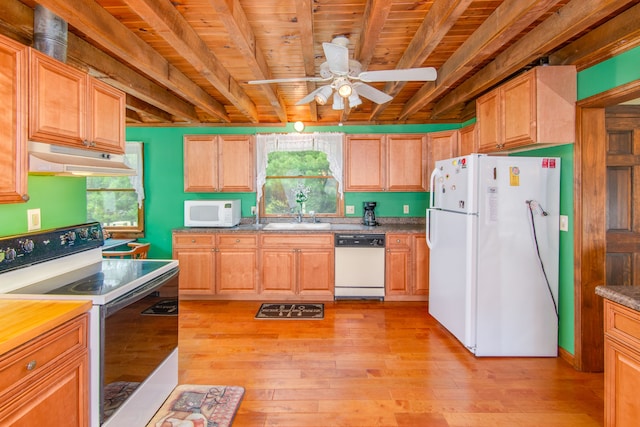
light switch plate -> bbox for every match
[403,205,410,214]
[559,215,569,232]
[346,205,355,214]
[28,208,41,231]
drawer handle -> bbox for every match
[236,239,240,243]
[396,239,401,243]
[191,239,196,243]
[26,360,37,371]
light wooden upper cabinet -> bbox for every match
[387,134,428,191]
[345,134,427,192]
[344,134,386,191]
[427,130,458,175]
[29,49,125,154]
[458,124,477,157]
[0,34,28,204]
[477,65,576,153]
[183,134,255,192]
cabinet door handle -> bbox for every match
[26,360,37,371]
[235,239,240,243]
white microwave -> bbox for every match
[184,199,241,227]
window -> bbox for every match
[256,133,344,217]
[263,151,339,215]
[87,142,145,236]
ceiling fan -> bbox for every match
[248,36,437,110]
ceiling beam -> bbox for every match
[354,0,393,70]
[0,0,200,123]
[121,0,260,122]
[125,94,176,123]
[297,0,318,122]
[369,0,472,120]
[34,0,232,123]
[549,2,640,71]
[209,0,287,122]
[399,0,563,120]
[430,0,638,119]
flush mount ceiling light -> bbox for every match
[293,121,305,132]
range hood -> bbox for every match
[28,141,135,176]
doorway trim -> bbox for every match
[574,79,640,372]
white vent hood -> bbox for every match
[28,141,135,176]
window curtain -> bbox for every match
[255,132,344,203]
[124,142,145,208]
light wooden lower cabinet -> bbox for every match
[259,233,334,299]
[173,231,426,301]
[172,233,257,297]
[0,314,89,426]
[603,300,640,427]
[385,233,429,301]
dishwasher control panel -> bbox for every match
[335,234,385,247]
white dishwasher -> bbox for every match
[334,234,386,300]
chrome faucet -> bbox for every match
[310,211,317,223]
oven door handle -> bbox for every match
[104,268,178,317]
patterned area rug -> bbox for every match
[255,303,324,319]
[146,385,244,427]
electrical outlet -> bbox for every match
[251,206,256,215]
[559,215,569,232]
[27,208,41,231]
[346,205,355,214]
[403,205,410,214]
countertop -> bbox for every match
[0,299,92,355]
[596,285,640,311]
[174,219,426,234]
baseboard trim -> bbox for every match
[558,346,575,367]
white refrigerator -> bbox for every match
[426,154,560,357]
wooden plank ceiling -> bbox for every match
[2,0,640,126]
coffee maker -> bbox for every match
[363,201,378,226]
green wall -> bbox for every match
[514,144,574,353]
[0,176,86,237]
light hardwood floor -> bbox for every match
[178,301,604,427]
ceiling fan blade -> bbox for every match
[247,76,328,84]
[322,42,349,75]
[296,86,328,105]
[352,83,393,104]
[357,67,437,82]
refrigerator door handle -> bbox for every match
[425,208,433,249]
[429,167,439,208]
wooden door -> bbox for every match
[502,71,535,148]
[219,135,255,192]
[183,135,219,192]
[344,135,385,191]
[0,34,28,203]
[386,134,427,191]
[174,248,215,294]
[605,106,640,286]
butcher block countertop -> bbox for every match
[0,299,92,355]
[596,285,640,312]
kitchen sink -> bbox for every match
[263,222,332,230]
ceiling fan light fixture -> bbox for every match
[313,85,333,105]
[332,94,345,110]
[337,80,352,98]
[348,91,362,108]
